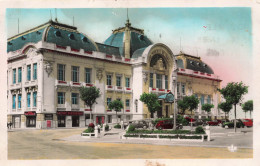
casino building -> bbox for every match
[7,18,224,129]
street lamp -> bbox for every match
[171,68,178,130]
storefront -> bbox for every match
[25,111,36,128]
[12,115,21,128]
[44,114,53,128]
[57,111,83,127]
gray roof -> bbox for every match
[96,43,120,57]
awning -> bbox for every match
[158,93,175,103]
[158,94,167,100]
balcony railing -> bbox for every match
[115,86,123,92]
[106,85,114,91]
[124,87,132,93]
[55,80,70,86]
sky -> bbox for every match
[6,8,253,119]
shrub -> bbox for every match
[127,129,192,134]
[181,118,189,126]
[88,123,95,128]
[124,134,139,137]
[128,125,135,132]
[114,124,121,129]
[83,127,94,133]
[154,117,173,125]
[195,126,205,134]
[204,118,211,121]
[105,124,109,131]
[179,135,202,139]
[140,135,157,138]
[159,135,179,139]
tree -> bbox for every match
[187,95,200,116]
[140,92,161,118]
[218,82,248,132]
[177,96,189,114]
[242,100,253,119]
[218,102,232,119]
[108,100,124,123]
[202,104,214,116]
[79,86,101,122]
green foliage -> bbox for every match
[114,124,121,129]
[140,135,157,138]
[202,104,214,113]
[127,129,192,134]
[218,82,248,131]
[154,117,173,125]
[124,134,139,137]
[108,100,124,112]
[159,135,179,139]
[204,118,211,121]
[218,82,248,105]
[177,115,189,126]
[177,99,189,114]
[195,126,205,134]
[128,125,136,132]
[242,100,253,112]
[83,127,94,133]
[218,102,233,119]
[140,92,161,118]
[178,135,202,139]
[105,124,109,131]
[178,95,199,115]
[79,86,101,109]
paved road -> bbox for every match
[8,126,253,159]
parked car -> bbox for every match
[193,119,207,126]
[185,117,196,122]
[207,120,222,126]
[128,120,149,129]
[155,120,183,130]
[221,119,230,124]
[222,119,245,128]
[241,119,253,127]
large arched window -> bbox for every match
[150,54,167,69]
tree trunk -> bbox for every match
[250,111,251,119]
[151,112,154,118]
[116,111,118,123]
[234,104,237,133]
[245,112,246,119]
[90,105,92,123]
[225,112,226,120]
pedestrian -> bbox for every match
[10,122,13,129]
[7,122,10,129]
[97,124,101,133]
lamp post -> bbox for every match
[166,92,175,129]
[171,68,178,130]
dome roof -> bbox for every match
[7,20,98,53]
[176,52,214,74]
[103,19,153,58]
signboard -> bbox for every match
[47,120,51,128]
[45,114,53,120]
[24,111,36,116]
[57,111,83,116]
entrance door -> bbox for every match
[72,116,79,127]
[166,106,169,118]
[12,116,21,128]
[47,120,51,128]
[58,116,66,127]
[26,116,36,127]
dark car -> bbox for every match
[193,119,207,126]
[155,120,183,130]
[222,119,245,128]
[128,120,149,129]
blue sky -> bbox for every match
[6,8,253,119]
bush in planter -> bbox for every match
[83,127,94,133]
[114,124,121,129]
[127,125,135,132]
[105,124,109,131]
[88,123,95,128]
[195,126,205,134]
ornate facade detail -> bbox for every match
[96,68,103,81]
[44,60,53,77]
[142,71,149,83]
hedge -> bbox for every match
[114,124,121,129]
[127,129,192,134]
[83,127,94,133]
[124,134,205,140]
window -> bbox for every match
[13,69,16,84]
[207,95,211,104]
[18,67,22,83]
[177,83,180,93]
[27,93,31,108]
[182,84,185,95]
[12,95,16,109]
[125,77,130,87]
[72,93,79,105]
[200,95,204,105]
[116,76,121,87]
[85,68,91,83]
[18,94,21,109]
[156,74,162,89]
[58,92,65,104]
[149,73,153,88]
[33,63,37,80]
[33,92,37,107]
[71,66,79,82]
[126,99,130,107]
[107,75,112,85]
[165,75,168,89]
[107,98,111,106]
[58,64,65,81]
[27,65,31,81]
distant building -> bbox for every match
[7,19,224,129]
